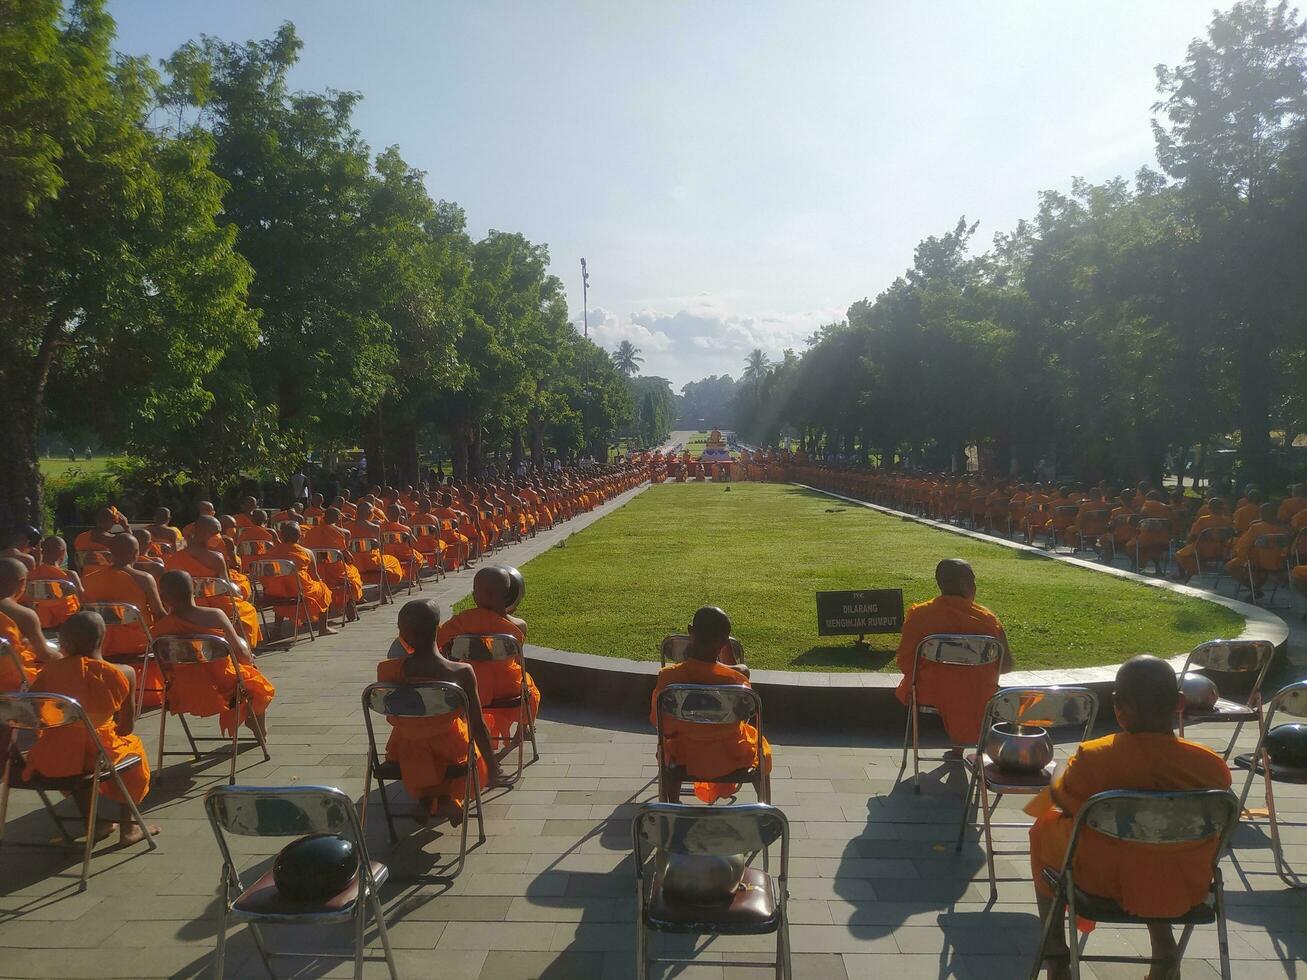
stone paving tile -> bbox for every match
[2,483,1306,978]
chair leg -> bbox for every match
[910,698,921,794]
[376,771,399,845]
[229,714,239,786]
[1212,871,1231,980]
[368,883,398,980]
[778,908,792,980]
[177,712,201,761]
[156,702,168,774]
[955,764,979,852]
[0,752,11,845]
[978,779,998,901]
[354,890,367,979]
[80,765,102,891]
[634,916,647,980]
[1028,881,1067,980]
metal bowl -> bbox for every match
[500,565,525,613]
[984,722,1054,774]
[1180,673,1219,712]
[659,852,747,905]
[1265,723,1307,769]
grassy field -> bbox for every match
[39,456,121,478]
[492,482,1243,672]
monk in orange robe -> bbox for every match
[261,522,336,636]
[24,612,157,846]
[1121,491,1174,572]
[233,495,259,529]
[144,508,183,554]
[303,493,326,523]
[1232,490,1261,534]
[382,504,427,584]
[29,536,82,629]
[651,606,771,804]
[1028,655,1231,979]
[163,516,262,648]
[1172,498,1233,582]
[1279,483,1307,525]
[377,599,501,825]
[154,570,274,738]
[131,528,166,570]
[302,507,364,618]
[236,510,276,544]
[180,500,218,541]
[0,558,60,691]
[73,507,124,578]
[895,559,1012,746]
[345,504,404,587]
[410,497,453,571]
[437,567,540,745]
[81,534,165,656]
[1225,502,1288,597]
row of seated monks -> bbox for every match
[0,464,644,838]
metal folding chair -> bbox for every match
[1236,679,1307,888]
[1192,526,1237,585]
[0,638,28,692]
[409,524,447,581]
[192,576,253,647]
[1049,505,1079,551]
[23,577,79,616]
[205,784,396,980]
[348,538,391,608]
[0,692,157,891]
[1029,789,1239,980]
[236,539,273,561]
[245,558,315,647]
[80,600,156,718]
[1177,638,1275,759]
[308,548,352,627]
[1133,517,1173,574]
[1071,508,1111,556]
[151,634,270,784]
[360,682,485,871]
[900,633,1004,793]
[75,549,112,575]
[655,684,769,803]
[632,802,790,980]
[380,531,421,595]
[446,633,538,783]
[955,686,1098,900]
[659,633,746,669]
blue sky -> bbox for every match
[109,1,1217,387]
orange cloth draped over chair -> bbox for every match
[894,595,1003,745]
[28,564,80,629]
[650,657,772,804]
[381,522,426,582]
[162,552,262,648]
[260,543,332,619]
[376,658,486,811]
[24,657,150,805]
[152,614,275,736]
[436,609,540,742]
[0,611,38,691]
[301,525,365,605]
[81,569,153,656]
[1174,514,1233,576]
[1028,731,1232,918]
[345,524,404,585]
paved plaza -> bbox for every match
[2,487,1306,978]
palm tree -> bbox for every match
[742,348,771,384]
[612,340,643,377]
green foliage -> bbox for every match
[628,376,677,447]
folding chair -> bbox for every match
[1133,517,1173,574]
[23,576,79,617]
[380,531,421,595]
[659,633,746,669]
[955,686,1098,900]
[1177,638,1275,760]
[632,802,790,980]
[409,524,447,581]
[205,784,397,980]
[80,600,157,718]
[348,538,390,609]
[1071,508,1110,556]
[446,633,538,783]
[245,558,315,647]
[1025,503,1053,548]
[1049,505,1079,551]
[900,633,1005,793]
[236,539,274,562]
[1240,532,1294,607]
[75,549,112,576]
[308,548,352,627]
[151,634,270,784]
[0,692,158,891]
[360,682,485,870]
[1236,679,1307,888]
[1028,788,1239,980]
[192,576,253,647]
[655,684,769,804]
[1192,526,1237,585]
[0,638,28,692]
[1103,512,1139,562]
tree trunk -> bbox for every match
[510,428,524,469]
[0,389,42,530]
[467,428,482,479]
[449,420,468,482]
[528,412,546,469]
[392,413,419,487]
[362,405,385,489]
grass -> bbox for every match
[681,430,737,458]
[39,456,121,478]
[486,482,1244,673]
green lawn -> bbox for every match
[492,483,1244,672]
[39,456,121,478]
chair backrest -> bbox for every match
[1263,679,1307,727]
[1072,789,1238,852]
[1197,526,1237,544]
[1138,517,1171,533]
[80,599,148,633]
[236,540,273,558]
[77,549,112,570]
[915,634,1003,672]
[151,633,231,666]
[980,686,1098,744]
[632,801,788,871]
[204,785,364,856]
[1079,507,1110,528]
[0,638,27,691]
[656,683,760,727]
[0,691,92,734]
[25,578,77,601]
[310,548,345,565]
[659,633,746,667]
[1053,505,1078,520]
[303,515,321,526]
[446,632,522,663]
[381,530,406,545]
[412,524,438,539]
[1252,533,1292,558]
[1180,639,1275,704]
[246,558,298,580]
[349,537,380,555]
[192,576,240,599]
[361,680,468,720]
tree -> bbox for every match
[611,340,643,377]
[742,348,771,385]
[0,0,256,525]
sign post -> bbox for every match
[816,589,904,646]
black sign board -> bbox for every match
[816,589,904,637]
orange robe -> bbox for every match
[436,608,540,742]
[650,657,772,803]
[381,521,426,582]
[24,657,150,805]
[152,614,275,736]
[81,568,154,657]
[1277,496,1307,524]
[1028,732,1232,917]
[260,543,332,619]
[344,523,404,585]
[895,595,1003,745]
[1174,514,1233,575]
[376,658,487,811]
[302,525,365,604]
[0,611,39,691]
[1232,502,1259,533]
[162,552,262,648]
[28,564,80,628]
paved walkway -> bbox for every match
[2,483,1305,978]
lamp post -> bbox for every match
[580,257,590,338]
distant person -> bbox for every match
[895,559,1012,746]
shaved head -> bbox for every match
[472,566,511,611]
[153,507,171,523]
[1261,502,1279,523]
[935,559,975,598]
[41,536,67,561]
[59,610,105,657]
[197,500,215,516]
[397,598,442,649]
[690,605,731,648]
[278,522,301,543]
[109,533,139,565]
[1114,655,1180,732]
[0,557,27,594]
[192,515,221,541]
[159,570,193,606]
